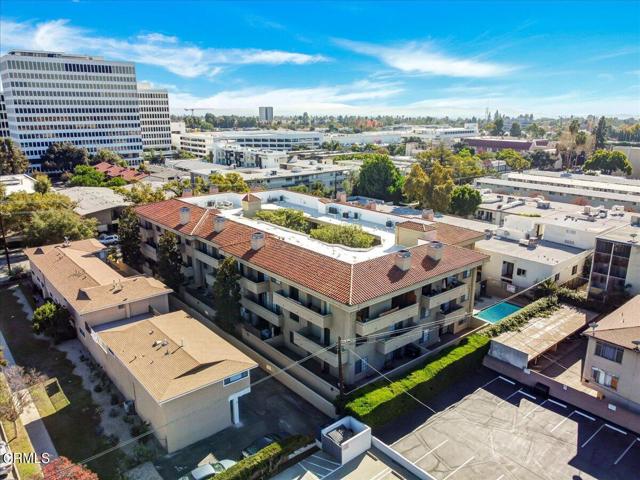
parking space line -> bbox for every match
[574,410,595,421]
[548,399,567,409]
[498,376,515,385]
[550,410,575,432]
[605,424,628,435]
[519,391,536,401]
[415,439,448,462]
[370,467,391,480]
[442,456,475,480]
[614,437,638,465]
[310,455,340,466]
[497,389,522,406]
[581,424,605,448]
[523,399,548,419]
[302,460,335,471]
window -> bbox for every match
[463,270,470,279]
[571,265,578,275]
[290,331,294,344]
[516,268,527,277]
[290,312,299,322]
[355,356,369,375]
[419,330,429,344]
[591,367,618,390]
[554,273,560,281]
[595,341,624,363]
[223,370,249,386]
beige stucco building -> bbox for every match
[135,190,488,388]
[582,296,640,413]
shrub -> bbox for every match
[32,301,76,342]
[484,296,560,338]
[215,435,312,480]
[110,393,121,405]
[93,384,103,393]
[341,334,490,427]
[310,224,376,248]
[109,407,120,418]
[255,208,311,233]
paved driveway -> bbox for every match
[153,369,329,479]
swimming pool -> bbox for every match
[476,302,522,324]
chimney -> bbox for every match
[182,188,192,198]
[421,229,437,242]
[422,209,434,221]
[368,201,378,211]
[179,207,191,225]
[395,249,412,271]
[484,229,493,240]
[336,191,347,203]
[209,185,219,194]
[250,232,266,250]
[426,241,443,262]
[214,215,226,233]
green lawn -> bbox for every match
[0,286,124,478]
[29,379,70,418]
[0,376,41,479]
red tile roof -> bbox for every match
[93,163,148,182]
[397,221,436,233]
[433,223,484,245]
[136,200,488,305]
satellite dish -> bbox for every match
[632,340,640,350]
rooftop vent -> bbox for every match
[631,215,640,227]
[422,209,434,221]
[484,229,493,240]
[395,249,412,271]
[179,207,191,225]
[214,215,226,233]
[426,241,443,262]
[209,185,219,194]
[182,188,193,198]
[251,231,266,250]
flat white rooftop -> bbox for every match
[475,237,585,265]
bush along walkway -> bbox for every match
[338,295,564,428]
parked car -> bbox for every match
[0,442,12,477]
[178,460,236,480]
[98,233,119,245]
[241,432,287,458]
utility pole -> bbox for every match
[0,213,11,276]
[337,336,344,396]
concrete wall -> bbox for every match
[488,340,529,369]
[371,436,436,480]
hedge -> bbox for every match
[340,334,490,427]
[215,435,312,480]
[484,296,560,338]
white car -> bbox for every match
[0,442,12,477]
[98,233,120,245]
[179,459,236,480]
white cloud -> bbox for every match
[334,39,516,78]
[0,19,328,78]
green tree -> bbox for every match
[497,148,530,171]
[310,224,376,248]
[509,122,521,137]
[208,172,250,193]
[569,119,580,137]
[491,117,504,136]
[449,149,484,180]
[0,138,29,174]
[402,163,427,205]
[113,183,166,204]
[213,256,241,332]
[40,142,89,172]
[593,116,607,150]
[356,154,402,202]
[529,150,554,169]
[68,165,108,186]
[33,174,52,194]
[255,208,311,233]
[584,149,632,175]
[157,231,184,291]
[416,144,454,169]
[143,149,164,165]
[91,149,126,167]
[1,191,76,233]
[32,301,76,342]
[450,185,482,216]
[525,123,545,138]
[423,161,455,212]
[24,209,97,246]
[162,179,193,196]
[174,149,196,159]
[118,207,142,270]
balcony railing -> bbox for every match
[293,328,347,368]
[240,276,270,295]
[355,303,419,336]
[194,248,220,268]
[376,328,422,355]
[240,297,283,327]
[181,265,194,277]
[273,291,333,328]
[422,282,468,310]
[141,242,157,261]
[437,304,466,323]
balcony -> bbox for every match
[273,291,333,329]
[181,265,194,277]
[141,242,157,262]
[422,282,468,310]
[194,248,220,269]
[139,226,152,240]
[240,276,269,295]
[240,297,283,328]
[437,304,467,323]
[205,272,216,286]
[376,328,422,355]
[355,303,419,336]
[293,328,348,368]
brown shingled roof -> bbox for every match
[584,296,640,350]
[433,223,484,245]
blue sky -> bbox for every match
[1,1,639,117]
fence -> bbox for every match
[483,355,640,435]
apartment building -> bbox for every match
[213,142,287,169]
[588,218,640,304]
[0,51,144,169]
[134,191,487,388]
[259,106,273,123]
[0,93,9,138]
[475,170,640,211]
[24,239,257,452]
[60,186,131,233]
[137,87,171,156]
[464,137,550,153]
[582,296,640,413]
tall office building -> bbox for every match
[0,94,9,139]
[0,51,144,169]
[137,87,171,156]
[259,106,273,123]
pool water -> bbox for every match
[476,302,522,324]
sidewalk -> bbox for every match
[1,286,58,459]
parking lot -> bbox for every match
[391,375,640,480]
